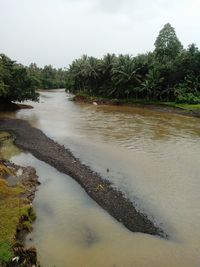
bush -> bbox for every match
[175,92,200,104]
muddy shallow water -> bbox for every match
[1,89,200,266]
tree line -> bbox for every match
[0,54,39,103]
[66,23,200,104]
[0,55,67,103]
[1,23,200,105]
[27,63,67,90]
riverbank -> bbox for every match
[0,119,166,238]
[73,93,200,118]
[0,133,40,266]
[0,103,33,112]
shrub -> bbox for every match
[175,92,200,104]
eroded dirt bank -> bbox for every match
[0,118,166,238]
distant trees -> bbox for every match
[27,64,67,89]
[2,23,198,105]
[66,23,200,104]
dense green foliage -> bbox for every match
[27,63,67,89]
[66,23,200,104]
[0,54,39,103]
[0,54,67,103]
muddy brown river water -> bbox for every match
[1,89,200,267]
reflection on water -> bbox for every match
[1,89,200,266]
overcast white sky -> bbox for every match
[0,0,199,68]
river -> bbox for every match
[1,89,200,266]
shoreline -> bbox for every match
[73,94,200,118]
[0,133,40,266]
[0,119,166,238]
[0,103,33,112]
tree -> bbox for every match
[0,54,39,103]
[140,69,164,100]
[65,23,200,104]
[154,23,183,61]
[41,65,56,89]
[97,53,116,96]
[111,55,141,98]
[0,57,9,98]
[27,63,42,88]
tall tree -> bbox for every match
[154,23,183,61]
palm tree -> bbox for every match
[68,55,89,92]
[85,56,100,93]
[111,55,141,98]
[97,53,116,96]
[140,69,164,100]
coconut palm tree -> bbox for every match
[140,69,164,100]
[97,53,116,96]
[111,55,141,98]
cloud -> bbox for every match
[0,0,199,67]
[97,0,130,13]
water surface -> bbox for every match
[1,89,200,266]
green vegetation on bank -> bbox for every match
[0,133,36,264]
[0,177,23,263]
[74,91,200,113]
[66,23,200,106]
[27,63,67,90]
[170,103,200,111]
[0,164,20,263]
[0,54,67,104]
[0,162,36,264]
[0,131,39,266]
[0,54,39,104]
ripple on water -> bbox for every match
[1,90,200,267]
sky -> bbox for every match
[0,0,199,68]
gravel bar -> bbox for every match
[0,118,166,237]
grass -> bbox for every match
[0,132,10,141]
[0,176,22,263]
[172,103,200,111]
[0,132,20,160]
[0,140,22,254]
[0,162,35,264]
[0,241,13,263]
[116,99,200,111]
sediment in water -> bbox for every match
[0,118,166,238]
